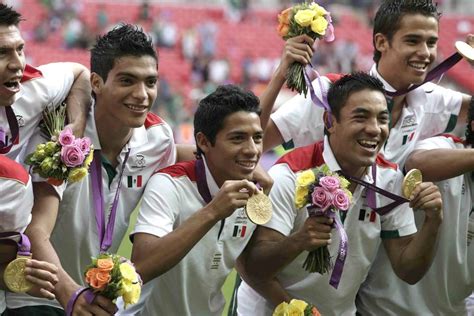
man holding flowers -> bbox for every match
[128,84,262,316]
[236,73,443,316]
[5,24,176,316]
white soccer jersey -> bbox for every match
[0,155,33,313]
[6,110,176,310]
[130,158,256,316]
[357,135,474,316]
[0,63,75,163]
[270,65,463,167]
[236,137,417,316]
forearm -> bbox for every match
[260,66,287,132]
[407,148,474,181]
[65,64,92,136]
[176,144,196,162]
[133,207,219,283]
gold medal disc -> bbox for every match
[4,256,33,293]
[402,169,423,199]
[455,41,474,62]
[245,191,273,225]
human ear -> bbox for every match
[323,111,336,133]
[374,33,389,54]
[90,73,104,96]
[196,132,211,155]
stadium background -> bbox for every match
[8,0,474,314]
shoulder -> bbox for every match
[21,64,43,83]
[275,141,324,172]
[415,134,464,150]
[0,156,29,186]
[145,112,166,129]
[421,82,463,100]
[155,160,196,181]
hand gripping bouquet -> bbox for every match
[277,2,334,96]
[25,103,93,185]
[295,164,352,288]
[273,299,321,316]
[84,253,142,309]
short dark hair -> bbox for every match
[466,97,474,146]
[327,72,385,121]
[373,0,440,63]
[0,4,23,27]
[194,84,261,157]
[90,24,157,82]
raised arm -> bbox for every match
[383,182,442,285]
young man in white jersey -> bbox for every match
[0,4,91,163]
[5,24,176,316]
[235,73,443,316]
[260,0,472,169]
[0,155,59,314]
[356,100,474,315]
[128,84,262,315]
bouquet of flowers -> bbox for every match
[277,2,334,96]
[295,164,352,274]
[273,299,321,316]
[84,253,142,309]
[25,103,93,186]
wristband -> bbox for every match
[66,287,89,316]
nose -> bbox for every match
[417,42,430,59]
[132,82,148,102]
[365,118,382,136]
[8,51,24,72]
[244,138,260,157]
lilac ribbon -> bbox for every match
[66,287,96,316]
[195,158,225,240]
[342,165,409,216]
[0,107,19,154]
[90,149,130,253]
[307,206,347,289]
[303,65,333,127]
[385,52,463,97]
[0,232,31,256]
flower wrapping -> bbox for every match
[25,103,93,185]
[295,164,352,283]
[273,299,321,316]
[84,253,142,309]
[277,2,334,96]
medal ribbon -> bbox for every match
[90,149,130,252]
[195,158,225,240]
[0,232,31,256]
[0,107,20,154]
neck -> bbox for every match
[94,108,133,166]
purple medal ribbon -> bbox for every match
[0,107,20,154]
[90,149,130,253]
[195,159,225,240]
[307,206,347,289]
[385,52,463,97]
[0,232,31,256]
[303,65,333,127]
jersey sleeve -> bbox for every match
[37,63,76,107]
[270,78,329,148]
[0,177,33,233]
[264,163,300,236]
[132,173,180,238]
[413,135,457,151]
[378,169,417,239]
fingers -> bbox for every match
[300,216,333,250]
[93,295,118,315]
[283,34,315,66]
[24,259,58,299]
[251,164,274,195]
[466,33,474,47]
[409,182,443,211]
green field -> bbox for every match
[117,207,236,316]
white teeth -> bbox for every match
[237,161,256,168]
[359,140,377,148]
[408,62,426,70]
[126,105,147,111]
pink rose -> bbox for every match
[311,186,333,211]
[75,137,91,154]
[333,189,350,211]
[61,144,85,167]
[58,127,75,146]
[319,176,340,192]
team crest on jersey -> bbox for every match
[400,114,417,129]
[16,115,25,127]
[131,154,146,169]
[127,175,143,188]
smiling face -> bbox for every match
[92,55,158,129]
[0,25,25,107]
[328,88,389,177]
[375,13,438,90]
[198,111,263,187]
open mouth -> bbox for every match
[357,140,378,151]
[408,61,428,72]
[236,160,257,170]
[125,104,148,112]
[3,79,20,93]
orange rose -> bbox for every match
[277,23,290,37]
[85,268,111,290]
[97,258,114,272]
[277,7,291,37]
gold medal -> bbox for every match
[245,190,272,225]
[402,169,423,199]
[4,255,33,293]
[455,41,474,62]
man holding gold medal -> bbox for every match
[129,84,267,315]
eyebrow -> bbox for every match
[115,72,157,79]
[351,107,389,116]
[403,34,439,41]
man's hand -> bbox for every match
[409,182,443,222]
[292,216,333,252]
[252,164,273,195]
[72,291,117,316]
[206,179,259,220]
[25,259,59,300]
[465,33,474,67]
[279,34,315,74]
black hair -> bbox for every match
[466,97,474,146]
[0,4,23,27]
[194,84,261,157]
[327,72,385,121]
[373,0,441,63]
[90,24,157,82]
